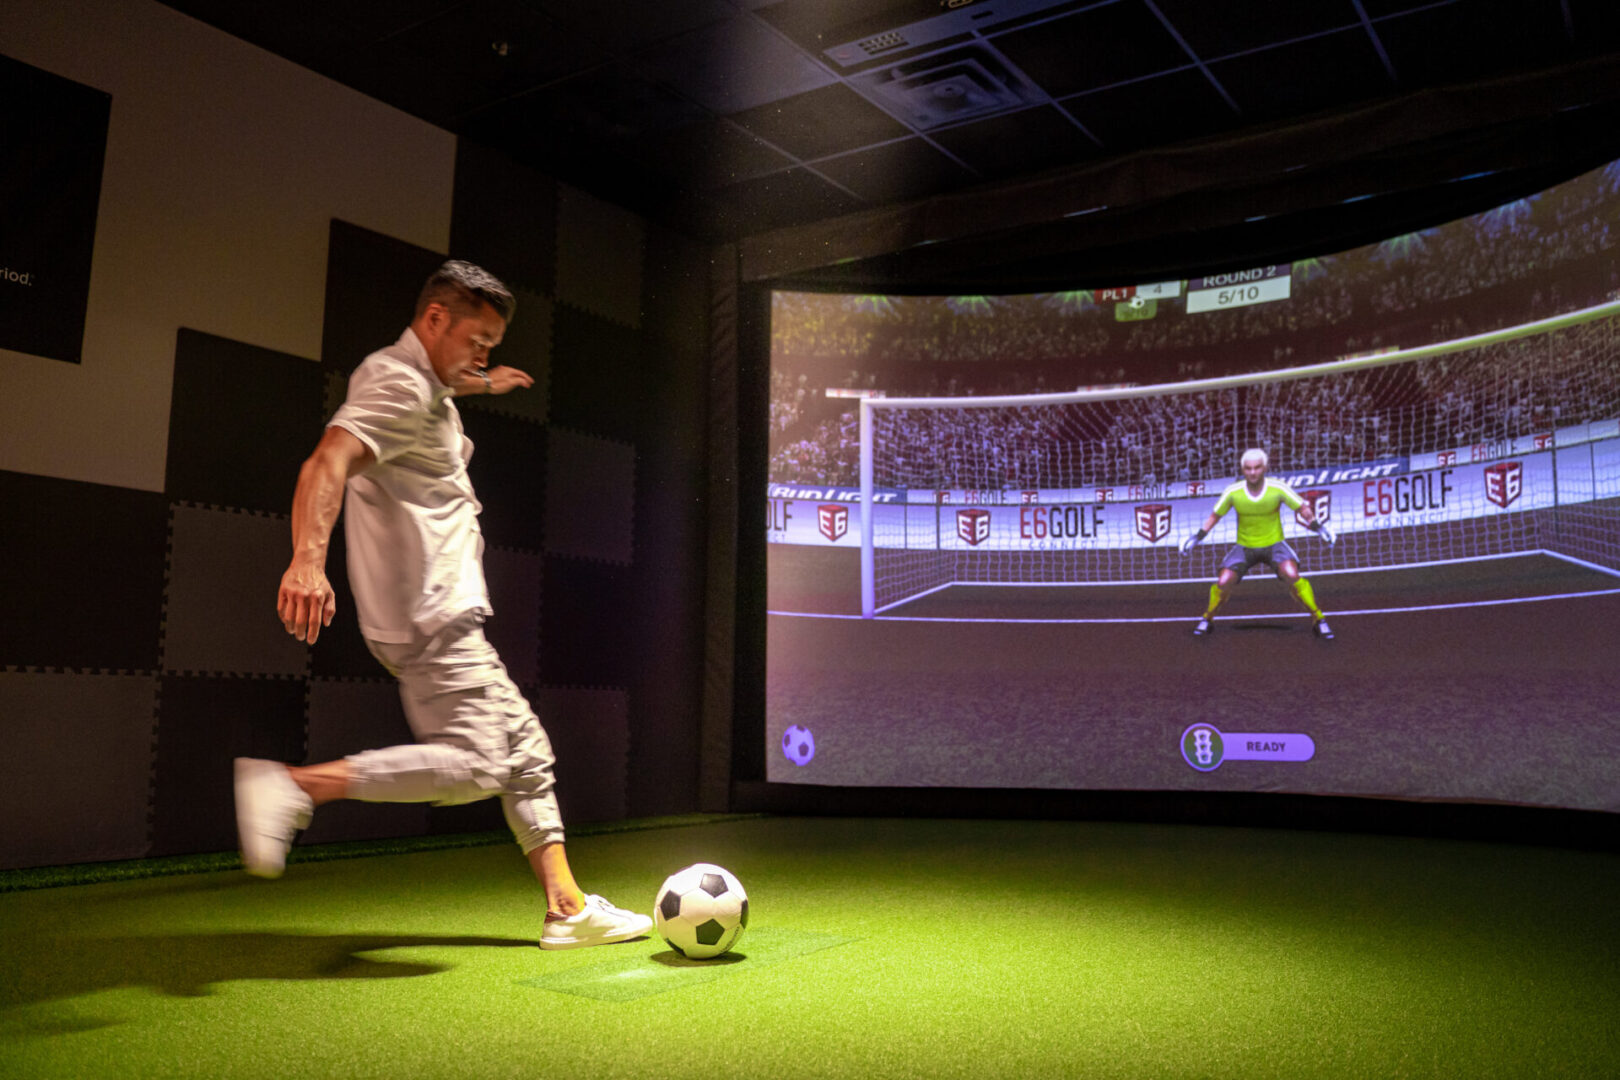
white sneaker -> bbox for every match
[539,894,654,950]
[234,758,313,879]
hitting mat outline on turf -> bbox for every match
[517,927,857,1002]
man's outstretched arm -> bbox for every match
[279,426,375,644]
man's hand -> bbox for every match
[479,366,534,395]
[1179,532,1202,556]
[1316,520,1337,546]
[279,563,337,644]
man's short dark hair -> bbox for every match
[415,260,516,324]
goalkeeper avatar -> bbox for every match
[1179,448,1336,639]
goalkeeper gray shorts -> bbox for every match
[1220,540,1301,577]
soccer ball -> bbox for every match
[655,863,748,959]
[781,724,816,766]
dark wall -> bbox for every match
[0,146,711,871]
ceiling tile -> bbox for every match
[460,64,710,153]
[644,119,796,190]
[730,83,912,161]
[849,43,1045,131]
[712,167,866,233]
[814,137,977,203]
[929,105,1100,180]
[991,0,1189,98]
[753,0,942,55]
[1375,1,1571,89]
[1358,0,1458,15]
[159,0,461,68]
[1208,27,1393,124]
[1060,67,1236,152]
[533,0,737,52]
[635,14,835,114]
[1568,0,1620,55]
[1151,0,1362,60]
[328,0,603,124]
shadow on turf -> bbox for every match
[0,932,534,1014]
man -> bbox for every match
[1179,448,1337,639]
[234,260,653,950]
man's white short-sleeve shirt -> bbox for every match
[328,328,491,643]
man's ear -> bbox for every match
[419,301,450,342]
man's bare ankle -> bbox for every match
[550,892,586,918]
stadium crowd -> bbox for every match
[769,163,1620,488]
[770,317,1617,490]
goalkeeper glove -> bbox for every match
[1179,529,1207,556]
[1315,520,1336,545]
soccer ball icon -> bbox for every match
[781,724,816,766]
[655,863,748,959]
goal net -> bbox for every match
[859,302,1620,616]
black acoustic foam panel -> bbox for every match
[538,555,637,688]
[482,546,543,686]
[0,470,168,672]
[301,678,429,845]
[165,504,308,676]
[307,525,391,679]
[548,302,648,444]
[149,674,307,857]
[0,672,158,868]
[459,406,548,551]
[455,285,553,426]
[451,139,559,298]
[321,219,445,374]
[165,329,326,515]
[544,428,636,565]
[536,686,630,825]
[555,187,645,330]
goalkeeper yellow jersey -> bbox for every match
[1213,478,1303,547]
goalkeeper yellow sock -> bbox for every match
[1204,583,1226,618]
[1292,577,1324,620]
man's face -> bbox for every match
[1242,457,1266,486]
[424,300,505,386]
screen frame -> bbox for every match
[731,155,1620,849]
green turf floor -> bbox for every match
[3,816,1617,1079]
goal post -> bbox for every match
[859,301,1620,617]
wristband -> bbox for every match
[477,369,493,392]
[1195,528,1208,541]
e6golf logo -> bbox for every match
[817,503,848,542]
[1134,503,1171,543]
[956,508,991,546]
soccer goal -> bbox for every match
[858,301,1620,617]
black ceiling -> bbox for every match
[159,0,1620,270]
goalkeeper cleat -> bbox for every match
[1314,618,1335,640]
[1192,616,1213,636]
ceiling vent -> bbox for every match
[823,0,1075,68]
[853,47,1037,129]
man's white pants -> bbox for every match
[345,614,563,853]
